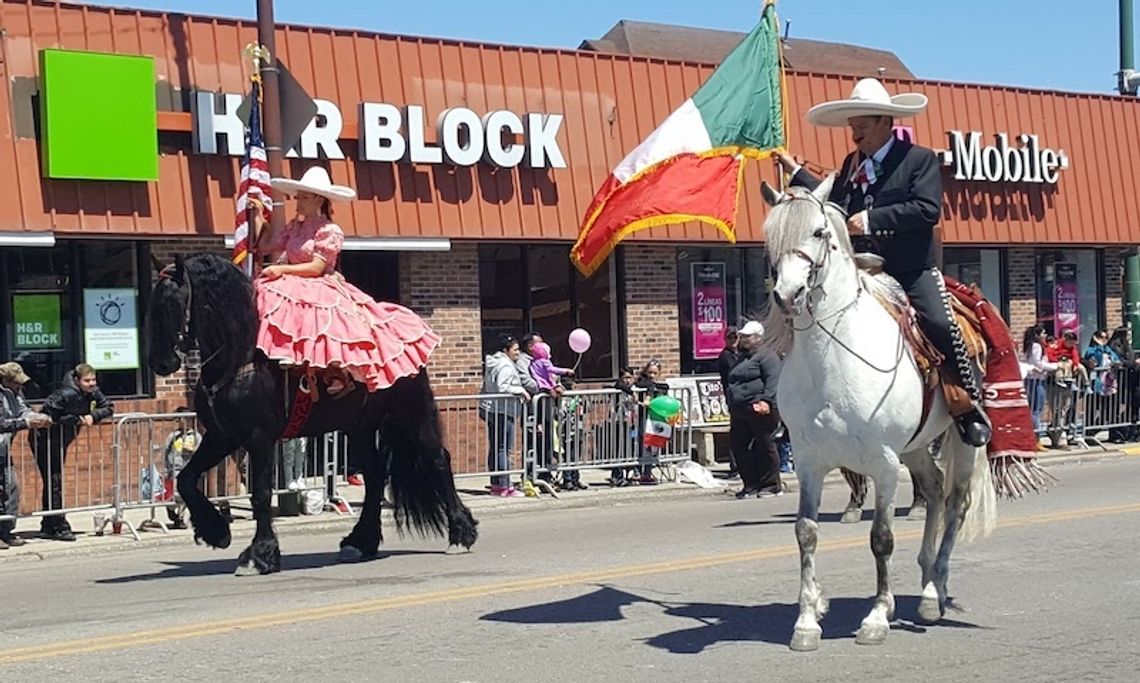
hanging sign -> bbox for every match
[691,262,727,361]
[1053,263,1079,337]
[83,288,140,370]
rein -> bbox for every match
[774,191,905,375]
[159,263,252,413]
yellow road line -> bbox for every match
[1117,444,1140,456]
[2,501,1138,664]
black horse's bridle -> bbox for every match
[158,263,195,359]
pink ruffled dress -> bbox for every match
[255,216,440,392]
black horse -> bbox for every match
[146,253,478,574]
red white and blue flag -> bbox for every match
[232,79,272,272]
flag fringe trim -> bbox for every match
[572,148,771,276]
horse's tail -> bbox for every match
[382,372,478,547]
[946,438,998,543]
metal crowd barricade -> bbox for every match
[0,420,117,531]
[1039,366,1137,449]
[527,386,694,484]
[437,393,528,488]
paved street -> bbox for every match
[0,457,1137,682]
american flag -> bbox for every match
[232,79,272,272]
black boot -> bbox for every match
[954,404,992,448]
[40,516,76,542]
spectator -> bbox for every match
[28,363,114,541]
[608,367,639,487]
[0,362,51,548]
[282,437,308,491]
[161,408,201,530]
[716,327,743,478]
[1045,329,1086,448]
[529,342,582,490]
[1083,329,1122,395]
[633,359,668,485]
[726,321,783,498]
[1020,324,1056,443]
[516,332,542,397]
[479,334,528,497]
[517,332,548,482]
[1107,326,1140,442]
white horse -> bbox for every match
[759,176,997,651]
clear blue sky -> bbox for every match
[99,0,1136,94]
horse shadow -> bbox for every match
[95,549,445,584]
[481,585,990,653]
[716,507,920,528]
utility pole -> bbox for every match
[1120,1,1140,348]
[256,0,285,245]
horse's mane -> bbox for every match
[183,254,259,378]
[760,185,890,356]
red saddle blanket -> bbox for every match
[942,276,1049,498]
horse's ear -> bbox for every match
[812,173,837,203]
[760,180,781,207]
[150,255,167,274]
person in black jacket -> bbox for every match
[716,327,743,478]
[29,363,114,540]
[726,321,783,498]
[774,78,990,449]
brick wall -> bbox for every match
[1006,247,1037,337]
[622,244,680,377]
[399,244,484,394]
[1104,249,1124,331]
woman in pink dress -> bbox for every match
[253,167,440,395]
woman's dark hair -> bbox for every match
[320,198,332,219]
[495,333,518,353]
[725,326,739,342]
[1022,325,1044,356]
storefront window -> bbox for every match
[677,247,768,375]
[2,241,150,399]
[1036,249,1102,344]
[478,244,617,380]
[944,248,1007,320]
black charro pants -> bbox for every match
[893,267,979,402]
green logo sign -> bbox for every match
[13,293,62,349]
[39,49,158,182]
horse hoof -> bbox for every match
[917,596,943,624]
[445,544,471,555]
[234,562,261,577]
[839,508,862,524]
[907,506,927,522]
[855,623,889,645]
[338,545,365,563]
[789,628,822,652]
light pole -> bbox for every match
[256,0,285,245]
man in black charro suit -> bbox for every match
[774,78,991,447]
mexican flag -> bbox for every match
[643,417,673,449]
[571,2,786,276]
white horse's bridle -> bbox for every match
[772,191,903,374]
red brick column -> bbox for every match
[622,244,680,377]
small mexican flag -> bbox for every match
[643,417,673,449]
[571,1,786,276]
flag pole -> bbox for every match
[256,0,285,262]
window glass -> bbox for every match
[677,246,767,375]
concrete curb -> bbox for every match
[1,446,1131,565]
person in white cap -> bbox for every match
[252,166,440,399]
[774,78,990,447]
[725,320,783,498]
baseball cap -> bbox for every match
[0,362,31,385]
[739,321,765,337]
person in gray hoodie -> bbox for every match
[479,334,530,497]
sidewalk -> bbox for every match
[1,444,1134,564]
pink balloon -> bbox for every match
[568,328,592,354]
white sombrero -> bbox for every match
[270,166,357,202]
[806,78,928,128]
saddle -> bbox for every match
[856,254,989,420]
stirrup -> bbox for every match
[325,369,355,400]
